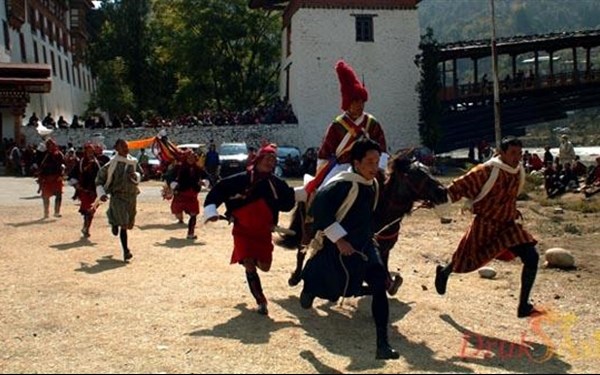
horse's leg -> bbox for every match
[288,203,308,286]
[380,242,403,296]
[288,246,306,286]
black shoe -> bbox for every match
[300,289,315,309]
[435,265,448,295]
[124,250,133,262]
[517,303,546,318]
[257,303,269,315]
[111,225,119,236]
[376,343,400,360]
[387,274,404,296]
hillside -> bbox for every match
[419,0,600,43]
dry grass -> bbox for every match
[1,178,599,373]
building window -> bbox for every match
[355,15,374,42]
[19,33,27,62]
[51,51,56,76]
[42,45,48,64]
[40,15,45,39]
[34,41,39,63]
[3,21,10,51]
[65,60,70,83]
[29,7,37,32]
[58,57,63,80]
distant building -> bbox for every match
[249,0,422,151]
[0,0,95,143]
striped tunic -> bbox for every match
[447,163,537,273]
[95,161,140,229]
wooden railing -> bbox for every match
[440,69,600,101]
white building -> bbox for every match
[0,0,95,143]
[250,0,422,151]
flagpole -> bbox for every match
[490,0,502,149]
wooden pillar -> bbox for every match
[586,47,591,78]
[534,50,540,89]
[549,51,554,78]
[452,58,458,96]
[11,106,26,145]
[512,54,517,80]
[572,47,579,82]
[0,91,29,144]
[441,61,446,88]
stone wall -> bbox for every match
[22,123,306,151]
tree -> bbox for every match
[152,0,281,112]
[87,0,176,121]
[88,57,135,119]
[414,28,443,151]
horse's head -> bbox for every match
[381,153,448,213]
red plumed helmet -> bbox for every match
[335,60,368,111]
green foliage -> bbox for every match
[152,0,281,112]
[87,0,281,118]
[415,28,443,151]
[88,57,135,118]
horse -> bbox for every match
[282,151,449,293]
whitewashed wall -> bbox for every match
[283,7,421,152]
[0,7,93,139]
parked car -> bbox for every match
[219,142,249,177]
[135,150,161,180]
[275,145,302,177]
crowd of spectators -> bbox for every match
[26,99,298,131]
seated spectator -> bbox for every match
[57,116,69,129]
[560,162,579,191]
[28,112,39,127]
[42,112,56,128]
[544,162,565,198]
[71,115,81,129]
[583,157,600,198]
[528,153,543,172]
[572,155,588,177]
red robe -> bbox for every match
[306,112,386,194]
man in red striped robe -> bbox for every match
[435,136,544,318]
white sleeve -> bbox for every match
[96,185,106,197]
[203,204,219,223]
[323,222,347,243]
[294,186,307,202]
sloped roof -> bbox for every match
[0,63,52,93]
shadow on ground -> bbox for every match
[271,295,473,373]
[137,222,187,231]
[188,303,299,345]
[441,314,572,374]
[19,195,42,200]
[50,237,97,251]
[154,237,205,249]
[74,255,128,274]
[7,218,56,227]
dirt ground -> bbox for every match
[1,176,599,374]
